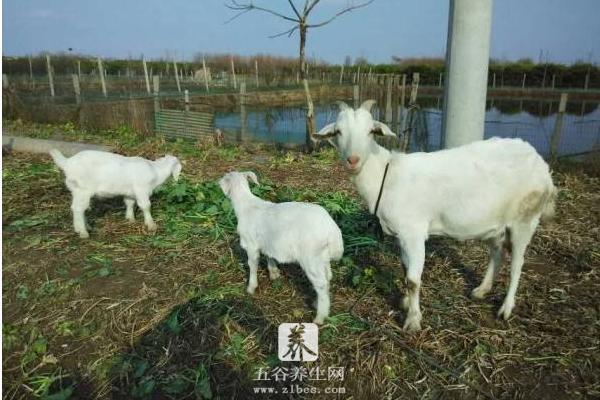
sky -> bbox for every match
[2,0,600,64]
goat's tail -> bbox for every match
[49,149,67,171]
[541,184,558,222]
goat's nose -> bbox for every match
[346,155,360,166]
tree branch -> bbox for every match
[307,0,375,28]
[287,0,302,19]
[269,25,300,39]
[225,0,299,23]
[305,0,321,16]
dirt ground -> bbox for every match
[2,129,599,399]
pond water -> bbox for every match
[215,97,600,157]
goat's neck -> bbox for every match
[153,161,173,187]
[353,145,392,214]
[229,189,265,222]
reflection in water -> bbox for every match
[215,97,600,157]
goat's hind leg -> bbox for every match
[303,260,331,325]
[498,219,539,320]
[267,257,281,280]
[71,191,91,239]
[472,234,505,299]
[124,198,136,222]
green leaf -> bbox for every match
[16,285,29,300]
[165,311,181,334]
[44,386,74,400]
[163,375,188,394]
[32,337,48,355]
[133,359,149,378]
[132,377,155,398]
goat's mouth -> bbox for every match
[344,162,361,174]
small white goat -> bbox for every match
[315,100,556,332]
[49,149,181,238]
[219,171,344,324]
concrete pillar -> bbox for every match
[441,0,492,148]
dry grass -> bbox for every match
[2,131,599,399]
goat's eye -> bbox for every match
[335,129,341,136]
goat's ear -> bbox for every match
[371,121,397,137]
[360,99,376,112]
[313,123,339,140]
[218,176,231,196]
[171,160,182,182]
[337,101,350,111]
[243,171,259,185]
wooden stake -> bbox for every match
[255,59,259,88]
[153,75,160,114]
[173,60,181,92]
[230,56,237,89]
[143,57,151,94]
[550,93,568,160]
[202,55,210,93]
[239,81,247,142]
[28,56,34,87]
[46,54,55,97]
[72,74,81,105]
[97,57,107,97]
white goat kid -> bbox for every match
[219,171,344,324]
[50,149,181,238]
[315,100,556,332]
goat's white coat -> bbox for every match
[316,101,556,331]
[50,149,181,238]
[219,171,344,324]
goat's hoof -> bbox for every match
[268,270,281,280]
[497,302,514,321]
[125,216,135,222]
[313,316,326,325]
[78,231,90,239]
[246,286,257,295]
[471,286,490,300]
[146,223,157,233]
[403,316,422,333]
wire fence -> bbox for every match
[3,70,599,158]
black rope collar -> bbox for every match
[373,162,390,216]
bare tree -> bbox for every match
[226,0,374,151]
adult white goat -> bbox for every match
[50,149,181,238]
[219,171,344,324]
[315,100,556,332]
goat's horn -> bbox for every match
[337,101,350,111]
[360,99,376,112]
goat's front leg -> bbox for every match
[398,233,426,332]
[134,190,156,233]
[246,248,260,295]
